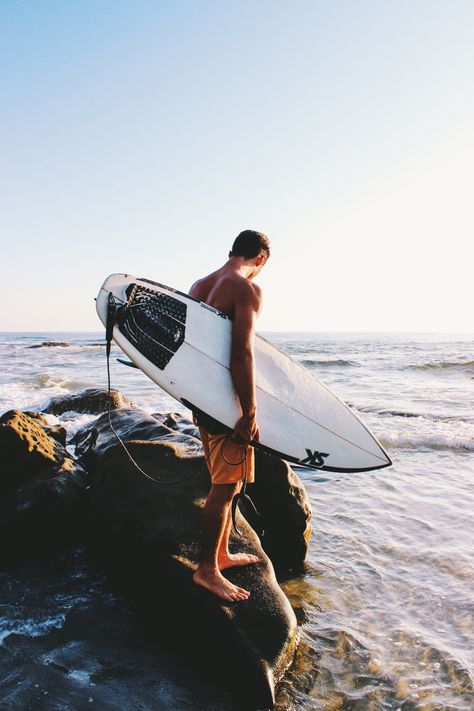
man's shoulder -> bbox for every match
[250,281,262,298]
[232,277,262,312]
[189,271,217,298]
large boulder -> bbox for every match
[248,452,312,575]
[0,410,87,566]
[73,409,299,709]
[43,388,133,416]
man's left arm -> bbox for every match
[229,283,261,445]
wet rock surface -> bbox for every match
[0,551,234,711]
[0,392,312,709]
[75,408,298,708]
[43,388,133,416]
[0,411,87,567]
[72,408,202,459]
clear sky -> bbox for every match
[1,0,473,332]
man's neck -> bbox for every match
[223,257,256,280]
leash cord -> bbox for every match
[106,344,197,486]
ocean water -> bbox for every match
[1,331,473,710]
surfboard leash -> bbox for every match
[231,475,265,538]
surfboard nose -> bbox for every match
[365,445,392,471]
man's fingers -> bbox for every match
[231,430,247,446]
[231,418,260,446]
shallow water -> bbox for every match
[1,331,473,709]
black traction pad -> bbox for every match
[117,284,186,370]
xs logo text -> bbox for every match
[299,449,329,468]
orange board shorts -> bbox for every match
[199,427,255,485]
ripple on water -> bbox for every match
[275,619,474,710]
[277,452,474,709]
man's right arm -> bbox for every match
[230,283,261,445]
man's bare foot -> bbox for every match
[218,552,260,571]
[193,567,250,602]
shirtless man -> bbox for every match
[188,230,270,602]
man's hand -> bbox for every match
[231,413,260,446]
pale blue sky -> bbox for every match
[1,1,473,331]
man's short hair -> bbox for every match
[230,230,270,260]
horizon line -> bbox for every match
[1,329,473,336]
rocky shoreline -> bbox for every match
[0,389,312,710]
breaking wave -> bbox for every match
[301,358,357,368]
[378,424,474,452]
[360,406,473,423]
[410,360,474,375]
[32,373,84,390]
[0,614,66,644]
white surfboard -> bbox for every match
[96,274,391,473]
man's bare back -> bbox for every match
[189,268,262,322]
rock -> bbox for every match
[246,452,312,575]
[0,410,87,567]
[74,408,298,708]
[45,424,68,447]
[22,411,50,425]
[43,388,133,416]
[72,409,201,462]
[23,411,68,446]
[0,410,62,492]
[27,341,70,349]
[0,596,237,711]
[152,411,201,439]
